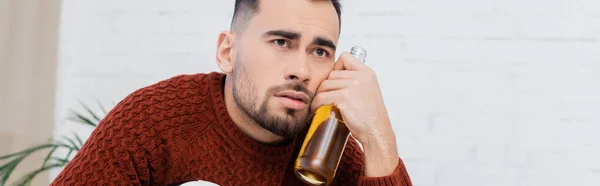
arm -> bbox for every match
[334,137,412,186]
[311,52,413,186]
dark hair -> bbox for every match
[230,0,342,31]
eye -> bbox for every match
[313,48,328,57]
[273,39,288,47]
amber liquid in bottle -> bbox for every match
[294,46,367,185]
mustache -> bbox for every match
[268,83,315,100]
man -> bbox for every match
[51,0,412,185]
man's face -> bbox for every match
[231,0,340,138]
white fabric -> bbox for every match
[179,180,220,186]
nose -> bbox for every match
[284,55,310,83]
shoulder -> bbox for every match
[60,72,225,185]
[114,72,224,116]
[123,72,218,104]
[96,72,225,140]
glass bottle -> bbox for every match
[294,46,367,185]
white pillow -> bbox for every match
[179,180,220,186]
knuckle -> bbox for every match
[341,52,355,61]
[341,52,352,58]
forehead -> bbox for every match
[248,0,340,41]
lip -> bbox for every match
[274,90,310,104]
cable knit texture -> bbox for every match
[50,72,412,186]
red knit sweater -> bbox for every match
[50,72,412,186]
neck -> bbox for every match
[223,75,287,145]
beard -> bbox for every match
[231,61,315,139]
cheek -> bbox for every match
[242,53,280,101]
[249,43,286,71]
[251,45,290,85]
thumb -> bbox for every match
[334,52,366,71]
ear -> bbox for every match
[216,30,235,74]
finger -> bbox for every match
[334,52,367,71]
[333,54,346,71]
[316,79,349,94]
[327,70,357,80]
[310,90,341,113]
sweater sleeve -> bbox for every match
[332,137,412,186]
[357,158,412,186]
[50,88,167,185]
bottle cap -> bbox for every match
[350,46,367,64]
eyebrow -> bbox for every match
[263,30,300,40]
[313,37,336,52]
[263,29,337,51]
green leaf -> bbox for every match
[78,100,101,123]
[65,149,73,161]
[67,109,97,127]
[0,159,19,185]
[0,101,106,186]
[50,157,69,165]
[11,163,67,186]
[73,133,84,147]
[96,99,108,115]
[0,156,20,173]
[0,151,26,161]
[61,136,79,151]
[41,146,58,168]
[0,144,55,160]
[0,144,57,185]
[54,143,76,151]
[0,156,26,185]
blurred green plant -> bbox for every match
[0,101,107,186]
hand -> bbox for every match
[310,52,399,177]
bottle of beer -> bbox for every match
[294,46,367,185]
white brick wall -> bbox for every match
[52,0,600,185]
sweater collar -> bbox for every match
[206,72,297,160]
